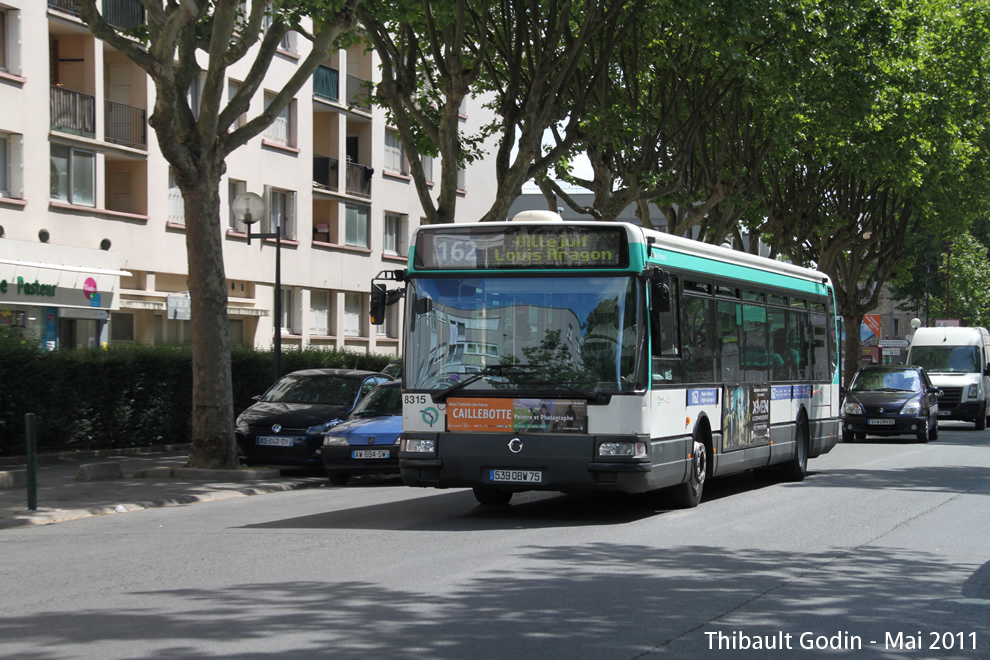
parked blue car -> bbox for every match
[320,380,402,485]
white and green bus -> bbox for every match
[371,212,841,506]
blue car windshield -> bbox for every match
[262,375,359,405]
[352,385,401,417]
[404,275,646,393]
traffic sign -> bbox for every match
[878,339,909,348]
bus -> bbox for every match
[370,212,841,507]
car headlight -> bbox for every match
[901,396,922,415]
[235,417,249,433]
[968,383,979,399]
[322,435,349,447]
[843,401,865,415]
[307,419,343,435]
[402,438,435,453]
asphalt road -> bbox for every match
[1,423,988,659]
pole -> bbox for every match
[25,413,37,511]
[946,240,951,320]
[274,217,282,382]
[925,228,930,326]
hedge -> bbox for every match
[0,338,395,457]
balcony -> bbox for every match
[48,0,79,16]
[51,85,96,138]
[345,162,373,198]
[103,0,145,30]
[313,154,339,191]
[105,100,146,147]
[314,66,339,103]
[346,75,372,112]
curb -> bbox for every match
[0,444,194,467]
[76,462,125,481]
[0,469,26,490]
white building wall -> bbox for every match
[1,1,498,357]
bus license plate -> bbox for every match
[490,469,542,483]
[352,449,390,459]
[867,419,895,425]
[257,436,296,446]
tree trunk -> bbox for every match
[842,312,864,389]
[180,164,238,470]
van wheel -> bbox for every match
[978,407,988,431]
[670,439,707,508]
[327,472,350,486]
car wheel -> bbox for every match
[473,487,512,506]
[781,419,809,481]
[917,424,929,443]
[855,433,866,441]
[929,418,939,441]
[670,438,707,508]
[327,472,350,486]
[842,429,854,443]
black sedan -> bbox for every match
[841,365,941,443]
[235,369,391,467]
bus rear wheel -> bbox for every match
[473,487,512,506]
[670,439,706,508]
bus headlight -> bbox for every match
[598,441,647,458]
[403,438,435,453]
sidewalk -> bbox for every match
[0,446,328,530]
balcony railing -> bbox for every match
[346,75,372,112]
[105,100,146,147]
[48,0,79,16]
[51,85,96,138]
[345,162,373,197]
[313,155,339,191]
[314,66,339,102]
[103,0,145,30]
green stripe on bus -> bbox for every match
[648,248,826,296]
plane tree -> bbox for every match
[360,0,643,225]
[76,0,363,469]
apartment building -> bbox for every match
[0,1,496,355]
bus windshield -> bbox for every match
[405,275,646,394]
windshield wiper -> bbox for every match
[432,364,539,402]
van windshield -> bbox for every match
[911,345,980,373]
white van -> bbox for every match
[906,326,990,429]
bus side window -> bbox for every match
[741,303,768,382]
[789,309,810,379]
[651,276,681,383]
[768,309,789,380]
[718,300,741,381]
[811,312,829,381]
[682,295,715,382]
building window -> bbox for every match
[262,4,294,51]
[377,303,398,339]
[457,165,466,191]
[50,144,95,206]
[227,179,246,231]
[383,212,406,256]
[310,289,331,336]
[343,292,362,336]
[280,287,294,333]
[229,319,244,345]
[168,168,184,223]
[263,93,293,146]
[384,130,406,175]
[0,135,7,196]
[265,186,296,238]
[0,11,7,72]
[421,154,433,183]
[110,313,135,342]
[345,204,369,248]
[227,79,247,129]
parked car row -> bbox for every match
[235,367,402,483]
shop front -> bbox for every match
[0,239,128,350]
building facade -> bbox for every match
[0,1,496,357]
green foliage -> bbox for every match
[0,344,394,457]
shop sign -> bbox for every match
[0,276,58,298]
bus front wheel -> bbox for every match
[781,420,809,482]
[671,439,707,508]
[473,487,513,506]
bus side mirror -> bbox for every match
[370,284,387,325]
[651,269,671,313]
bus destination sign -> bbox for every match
[415,226,629,270]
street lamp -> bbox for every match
[233,192,282,382]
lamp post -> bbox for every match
[233,192,282,382]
